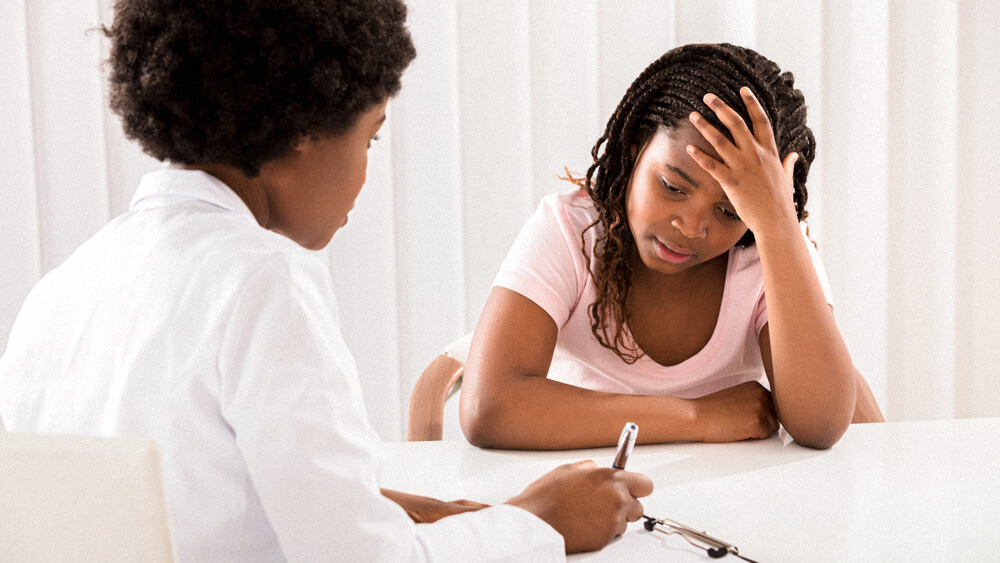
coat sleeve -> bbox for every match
[217,253,565,562]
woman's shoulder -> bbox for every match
[535,187,600,238]
[542,186,596,213]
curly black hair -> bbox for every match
[105,0,416,177]
[579,43,816,363]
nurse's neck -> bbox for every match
[176,162,271,229]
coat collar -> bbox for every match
[130,168,257,225]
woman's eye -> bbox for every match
[366,134,380,149]
[719,207,741,221]
[659,178,684,194]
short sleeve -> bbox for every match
[493,193,591,328]
[753,222,834,334]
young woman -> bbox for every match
[0,0,651,559]
[461,43,884,452]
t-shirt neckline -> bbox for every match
[631,246,736,374]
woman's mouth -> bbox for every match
[654,239,693,264]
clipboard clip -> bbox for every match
[642,515,759,562]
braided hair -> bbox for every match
[580,43,816,363]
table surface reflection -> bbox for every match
[382,418,1000,562]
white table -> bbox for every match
[382,418,1000,562]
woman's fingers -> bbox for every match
[702,92,755,148]
[688,110,738,161]
[697,89,779,155]
[685,142,732,187]
[739,87,778,149]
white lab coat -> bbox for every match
[0,168,564,562]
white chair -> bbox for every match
[407,334,472,441]
[0,432,178,562]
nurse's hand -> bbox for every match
[505,460,653,553]
[381,488,490,523]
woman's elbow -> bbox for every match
[459,411,495,449]
[459,393,508,449]
[784,416,851,450]
[779,377,856,449]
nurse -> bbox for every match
[0,0,651,560]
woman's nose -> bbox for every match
[671,213,707,239]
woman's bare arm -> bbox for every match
[459,287,778,450]
[687,89,859,449]
[851,368,885,423]
[756,289,856,450]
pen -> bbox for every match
[612,422,638,469]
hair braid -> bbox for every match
[577,43,816,363]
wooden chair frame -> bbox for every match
[406,334,471,441]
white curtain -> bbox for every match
[2,0,998,442]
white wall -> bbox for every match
[3,0,998,441]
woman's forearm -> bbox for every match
[462,287,779,449]
[460,372,698,450]
[852,369,886,423]
[460,288,701,449]
[755,222,856,448]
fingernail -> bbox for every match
[703,93,718,105]
[689,111,701,122]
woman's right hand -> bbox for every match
[691,381,778,442]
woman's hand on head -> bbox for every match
[685,87,799,239]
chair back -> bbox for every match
[0,432,178,562]
[407,334,473,441]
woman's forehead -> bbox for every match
[646,123,722,165]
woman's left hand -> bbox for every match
[685,87,799,238]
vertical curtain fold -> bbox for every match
[955,0,1000,419]
[887,0,959,421]
[25,1,111,274]
[820,0,891,410]
[0,1,43,344]
[456,0,534,332]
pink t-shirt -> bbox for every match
[493,188,834,398]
